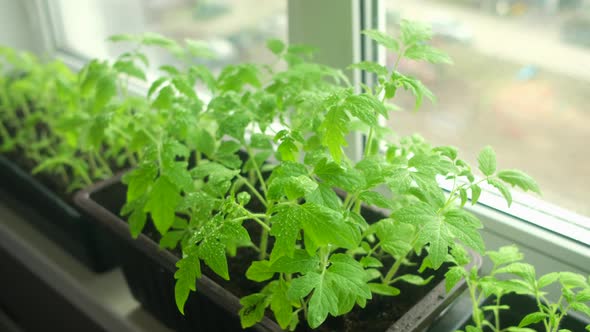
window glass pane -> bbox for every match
[53,0,287,69]
[385,0,590,216]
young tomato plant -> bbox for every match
[449,245,590,332]
[120,20,540,330]
[0,33,209,192]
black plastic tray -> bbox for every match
[438,292,590,331]
[75,174,483,332]
[0,154,117,272]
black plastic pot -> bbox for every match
[436,292,590,331]
[75,174,483,332]
[0,154,117,272]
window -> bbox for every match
[384,0,590,220]
[50,0,287,70]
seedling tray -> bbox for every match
[75,174,482,332]
[0,154,117,272]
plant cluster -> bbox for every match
[114,21,542,330]
[450,245,590,332]
[1,20,587,331]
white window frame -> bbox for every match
[26,0,590,274]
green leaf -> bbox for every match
[498,169,541,194]
[345,93,386,125]
[348,61,389,77]
[164,161,193,192]
[218,112,249,141]
[199,238,229,280]
[576,288,590,302]
[393,202,453,268]
[458,188,467,207]
[488,178,512,207]
[478,146,496,176]
[537,272,560,289]
[360,256,383,268]
[559,272,588,289]
[305,183,342,211]
[400,19,432,45]
[433,146,458,160]
[288,255,371,328]
[368,283,400,296]
[301,272,338,329]
[108,34,140,43]
[192,161,239,181]
[404,44,452,64]
[239,293,269,329]
[152,85,175,110]
[268,175,318,201]
[445,266,465,292]
[160,230,185,249]
[190,127,216,157]
[495,262,536,285]
[393,274,433,286]
[127,202,148,238]
[270,280,293,329]
[506,327,537,332]
[141,32,179,50]
[359,191,395,209]
[123,163,157,202]
[487,245,524,266]
[373,218,415,258]
[113,60,146,80]
[443,208,485,253]
[174,251,201,314]
[144,176,181,234]
[172,77,197,99]
[471,184,482,205]
[300,203,361,253]
[571,303,590,317]
[396,74,435,111]
[246,261,274,282]
[94,75,117,111]
[321,108,349,163]
[287,272,320,301]
[518,312,548,327]
[362,29,399,51]
[267,39,285,55]
[269,207,302,261]
[148,77,168,97]
[217,64,261,91]
[270,249,320,274]
[314,159,365,193]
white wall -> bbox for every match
[0,0,39,52]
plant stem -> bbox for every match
[95,151,113,176]
[259,227,269,260]
[246,146,268,194]
[236,174,267,208]
[364,243,381,259]
[467,280,484,329]
[383,252,407,284]
[364,127,374,158]
[0,120,11,141]
[494,294,502,331]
